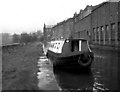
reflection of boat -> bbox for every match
[53,69,94,90]
[46,38,94,68]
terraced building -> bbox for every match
[44,0,120,48]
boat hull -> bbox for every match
[46,50,94,68]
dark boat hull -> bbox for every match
[46,50,94,68]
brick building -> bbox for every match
[43,24,54,46]
[73,1,120,47]
[73,5,92,42]
[91,1,120,47]
[43,1,120,48]
[51,18,73,40]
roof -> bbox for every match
[92,2,108,12]
[66,38,87,41]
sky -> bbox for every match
[0,0,107,34]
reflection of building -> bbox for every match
[43,1,120,48]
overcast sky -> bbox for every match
[0,0,106,34]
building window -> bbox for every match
[93,28,96,41]
[105,25,109,41]
[111,23,116,41]
[118,22,120,41]
[101,26,104,41]
[96,27,99,41]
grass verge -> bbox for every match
[2,42,43,90]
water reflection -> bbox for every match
[92,49,120,91]
[54,68,94,91]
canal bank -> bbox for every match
[37,56,60,90]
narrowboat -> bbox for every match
[46,38,94,68]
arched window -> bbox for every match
[111,23,116,41]
[101,26,104,41]
[118,22,120,41]
[105,25,109,41]
[93,28,96,41]
[96,27,99,41]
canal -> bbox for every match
[37,49,120,91]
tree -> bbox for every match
[12,34,20,43]
[20,33,31,44]
[36,30,43,41]
[39,35,44,42]
[2,33,13,45]
[31,32,37,42]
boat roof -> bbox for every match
[66,38,87,41]
[50,38,87,42]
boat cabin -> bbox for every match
[48,39,91,55]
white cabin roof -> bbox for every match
[48,40,65,53]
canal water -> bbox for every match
[91,49,119,91]
[37,50,120,91]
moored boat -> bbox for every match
[45,38,94,68]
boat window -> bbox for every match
[71,40,79,52]
[81,40,89,51]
